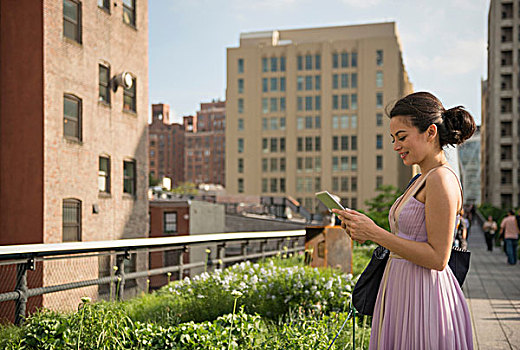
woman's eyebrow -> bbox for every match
[390,130,407,137]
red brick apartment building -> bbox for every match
[149,104,185,185]
[0,0,149,317]
[148,101,226,187]
[185,101,226,185]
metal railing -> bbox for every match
[0,230,306,325]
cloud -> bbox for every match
[340,0,383,8]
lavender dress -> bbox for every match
[369,167,473,350]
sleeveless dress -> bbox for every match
[368,166,473,350]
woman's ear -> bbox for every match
[427,124,438,142]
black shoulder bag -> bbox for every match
[352,173,470,316]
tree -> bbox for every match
[170,182,198,195]
[149,173,160,187]
[364,185,401,232]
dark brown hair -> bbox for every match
[388,92,476,147]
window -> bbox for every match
[305,116,313,129]
[238,98,244,113]
[262,178,268,193]
[305,157,313,172]
[123,76,136,112]
[297,76,304,91]
[315,137,321,151]
[332,116,339,129]
[270,77,278,91]
[262,158,268,172]
[271,57,278,72]
[296,178,304,192]
[280,77,286,91]
[351,176,357,191]
[238,79,244,93]
[297,117,304,130]
[376,71,383,87]
[341,177,348,192]
[305,96,313,111]
[164,212,177,234]
[376,155,383,170]
[351,73,358,88]
[341,74,348,89]
[333,53,339,68]
[64,94,82,141]
[305,178,313,193]
[271,178,278,193]
[280,158,286,172]
[376,92,383,108]
[332,177,339,191]
[122,0,136,27]
[238,118,244,131]
[280,98,286,112]
[351,197,357,210]
[280,56,286,71]
[332,157,339,171]
[63,199,81,242]
[123,160,136,195]
[262,57,268,72]
[351,135,358,150]
[341,136,349,150]
[238,58,244,73]
[297,55,303,70]
[270,158,278,172]
[351,52,358,67]
[270,117,278,130]
[238,178,244,193]
[98,156,110,193]
[262,118,268,130]
[315,157,321,172]
[305,54,312,70]
[297,157,303,172]
[315,96,321,111]
[315,75,321,90]
[315,116,321,128]
[98,0,110,11]
[341,53,349,68]
[351,94,358,110]
[333,74,339,89]
[376,113,383,126]
[305,76,313,90]
[270,98,277,112]
[341,115,348,129]
[351,156,357,170]
[376,176,383,189]
[270,138,278,153]
[305,137,313,151]
[341,94,349,109]
[315,54,321,69]
[351,115,358,128]
[341,156,348,171]
[63,0,81,43]
[332,136,339,151]
[376,50,384,66]
[333,95,339,110]
[238,138,244,153]
[262,98,269,113]
[238,158,244,173]
[376,134,383,149]
[99,65,110,103]
[265,138,271,153]
[297,96,303,111]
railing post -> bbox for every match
[116,252,128,301]
[14,258,33,325]
[178,246,186,280]
[260,240,267,259]
[241,241,248,261]
[216,244,226,270]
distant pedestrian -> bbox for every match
[454,209,468,249]
[499,210,519,265]
[482,216,497,252]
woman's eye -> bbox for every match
[398,137,406,142]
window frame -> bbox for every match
[98,155,111,194]
[123,76,137,113]
[163,212,178,234]
[122,0,136,27]
[63,94,82,141]
[63,0,82,43]
[63,198,82,242]
[123,159,137,196]
[99,64,111,104]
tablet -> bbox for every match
[315,191,345,211]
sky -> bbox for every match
[149,0,489,125]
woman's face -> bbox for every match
[389,116,432,166]
[488,216,493,221]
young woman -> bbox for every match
[333,92,475,349]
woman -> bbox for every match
[333,92,475,349]
[482,215,497,252]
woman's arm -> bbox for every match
[333,167,460,271]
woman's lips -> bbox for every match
[400,152,409,159]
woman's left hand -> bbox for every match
[331,208,377,244]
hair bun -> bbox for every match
[441,106,476,146]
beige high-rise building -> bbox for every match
[226,23,413,211]
[482,1,518,209]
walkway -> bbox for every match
[464,216,520,350]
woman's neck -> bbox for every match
[418,151,448,174]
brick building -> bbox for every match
[185,101,226,185]
[0,0,149,315]
[149,104,185,185]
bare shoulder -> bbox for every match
[425,167,461,202]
